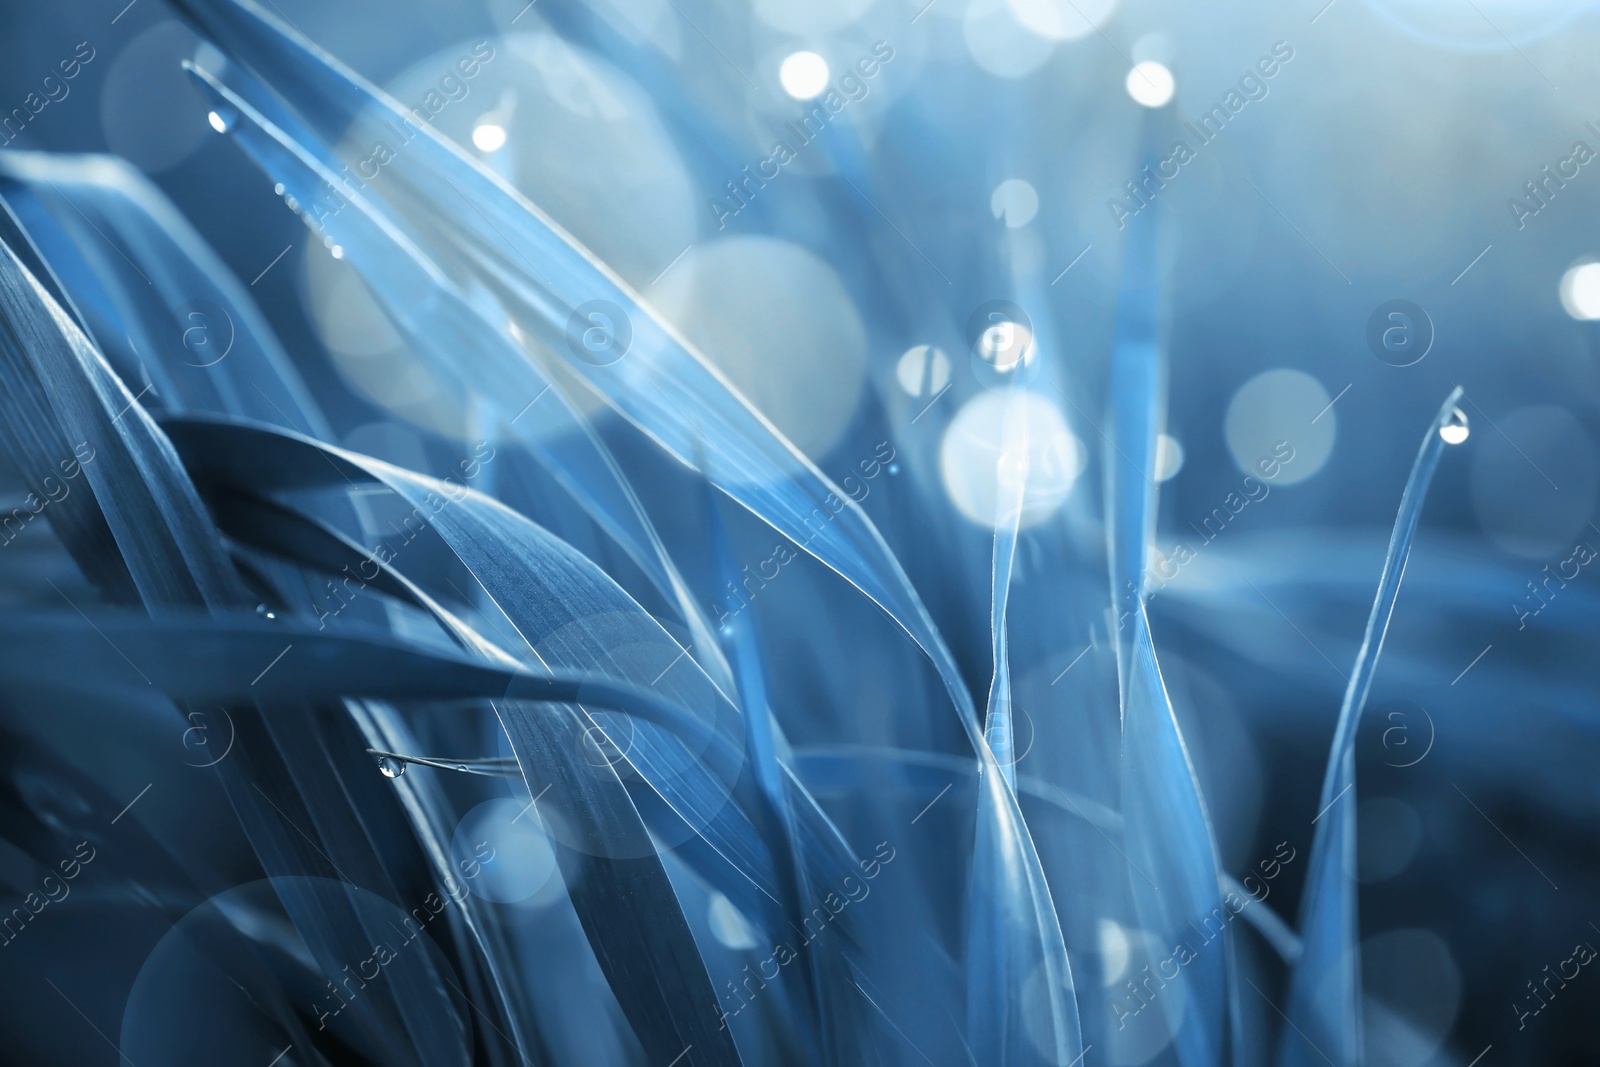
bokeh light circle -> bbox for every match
[1354,796,1423,883]
[897,344,951,398]
[653,237,869,463]
[1469,404,1599,558]
[1559,261,1600,320]
[753,0,874,35]
[707,892,760,949]
[101,22,212,173]
[1359,927,1462,1066]
[1154,433,1184,482]
[1125,61,1175,108]
[384,33,695,287]
[964,0,1057,79]
[991,179,1040,227]
[1363,0,1582,52]
[1098,917,1132,986]
[1099,927,1189,1065]
[122,877,470,1066]
[940,390,1085,528]
[779,51,831,99]
[471,119,508,151]
[1223,369,1335,485]
[1008,0,1120,42]
[302,245,475,441]
[450,797,558,904]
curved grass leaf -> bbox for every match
[184,62,737,703]
[701,466,848,1065]
[165,6,1086,1053]
[1104,136,1233,1067]
[2,156,556,1067]
[0,233,243,609]
[0,232,479,1066]
[1279,387,1466,1067]
[980,393,1028,788]
[161,413,929,1061]
[171,10,968,715]
[0,151,329,437]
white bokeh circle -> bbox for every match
[1224,369,1336,485]
[940,390,1085,528]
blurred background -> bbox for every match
[2,0,1599,1063]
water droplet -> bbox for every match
[255,603,277,620]
[330,245,344,260]
[273,182,285,196]
[1440,407,1470,445]
[376,755,405,778]
[207,108,235,134]
[975,319,1033,372]
[284,196,300,213]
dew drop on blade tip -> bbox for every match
[376,755,405,778]
[1440,407,1469,445]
